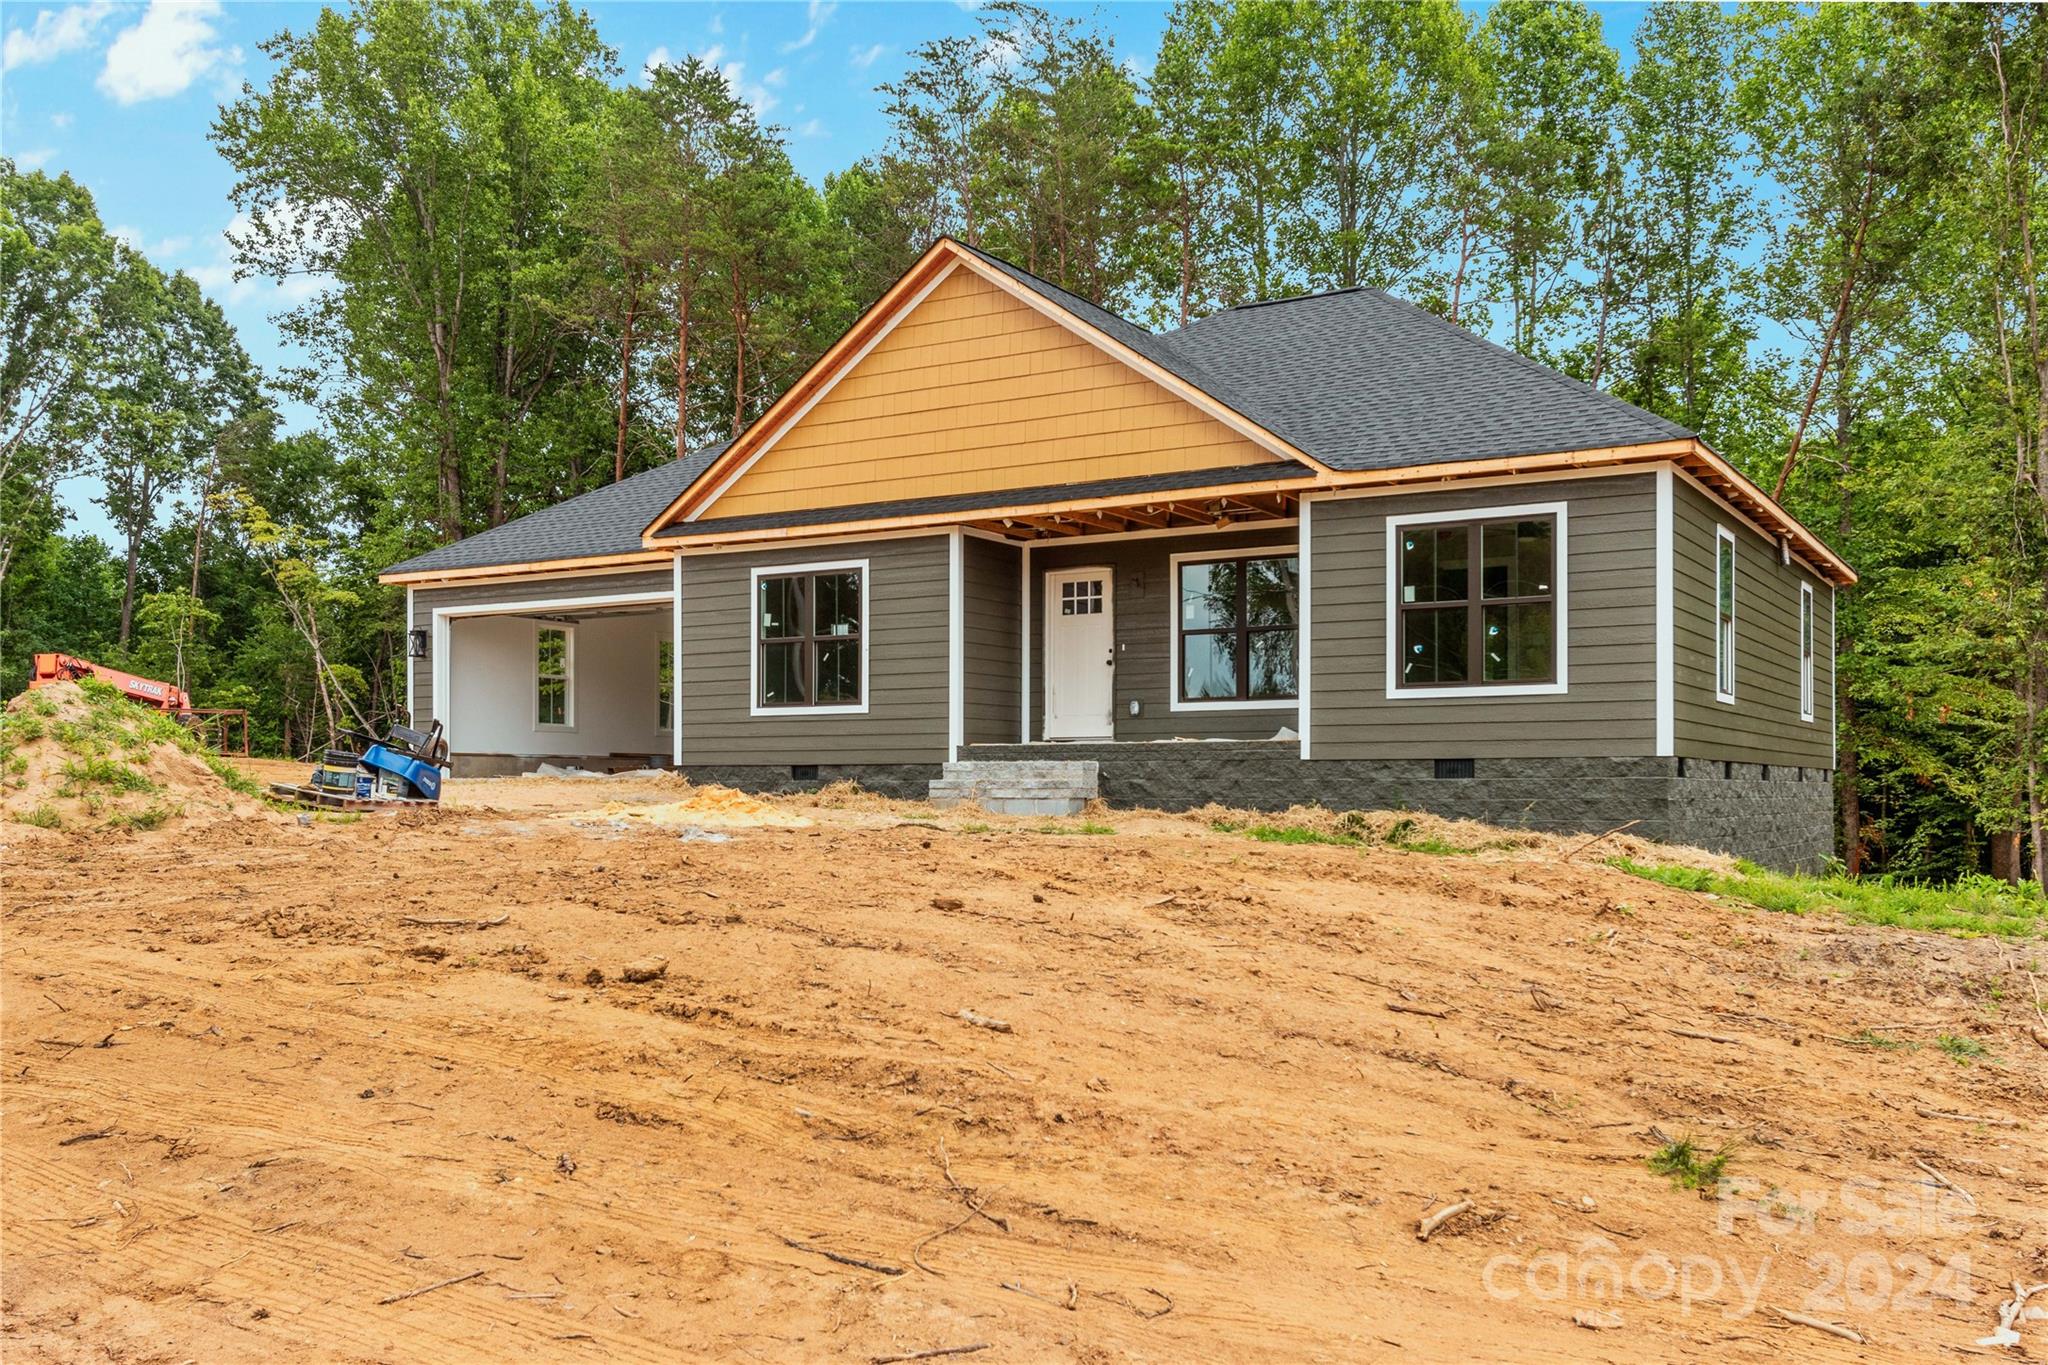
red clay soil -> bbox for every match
[2,771,2043,1362]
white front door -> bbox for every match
[1043,567,1115,740]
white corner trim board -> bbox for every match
[947,530,965,761]
[1017,542,1032,743]
[1164,542,1304,714]
[745,556,872,718]
[671,551,684,766]
[1382,500,1570,700]
[1654,467,1674,756]
[1299,495,1314,760]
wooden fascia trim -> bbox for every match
[378,548,672,587]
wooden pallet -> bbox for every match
[268,783,436,812]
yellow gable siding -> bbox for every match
[699,266,1277,520]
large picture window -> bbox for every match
[1394,514,1557,689]
[535,624,573,728]
[1175,552,1298,704]
[754,564,865,711]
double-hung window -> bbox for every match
[536,624,573,728]
[1715,527,1737,702]
[1798,582,1815,722]
[754,563,866,712]
[1392,511,1559,692]
[1174,552,1298,705]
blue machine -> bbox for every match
[360,742,443,801]
[273,719,449,808]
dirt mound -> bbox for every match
[0,680,268,833]
[565,786,815,829]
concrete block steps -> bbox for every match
[928,760,1100,817]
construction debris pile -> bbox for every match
[1,681,267,833]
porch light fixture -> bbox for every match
[407,628,429,659]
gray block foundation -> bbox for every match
[961,744,1835,872]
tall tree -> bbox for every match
[0,162,118,586]
[1473,0,1622,360]
[214,0,613,543]
[1736,2,1958,873]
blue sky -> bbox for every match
[2,0,1652,539]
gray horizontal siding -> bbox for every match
[410,568,674,729]
[1309,475,1657,759]
[1028,527,1302,742]
[679,534,950,765]
[1672,480,1833,768]
[963,535,1022,745]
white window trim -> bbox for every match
[534,621,576,731]
[1383,501,1569,699]
[1715,524,1737,705]
[1166,544,1303,713]
[747,557,872,718]
[1799,581,1815,723]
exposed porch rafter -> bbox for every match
[968,489,1300,542]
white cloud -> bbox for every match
[849,42,885,70]
[50,111,74,129]
[708,12,723,34]
[98,0,240,105]
[641,44,670,83]
[780,0,835,53]
[108,224,191,259]
[796,118,826,139]
[3,1,114,73]
[187,204,335,307]
[717,59,778,116]
[699,43,725,68]
[763,66,786,89]
[13,147,56,170]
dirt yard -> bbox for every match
[4,764,2043,1363]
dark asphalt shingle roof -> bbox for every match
[657,462,1310,539]
[1164,287,1692,469]
[383,443,727,576]
[386,243,1695,574]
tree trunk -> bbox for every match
[615,284,637,483]
[674,268,693,461]
[119,532,140,648]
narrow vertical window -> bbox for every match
[1715,528,1736,703]
[1799,583,1815,722]
[536,625,572,727]
[658,639,674,731]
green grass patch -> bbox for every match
[1213,819,1362,848]
[201,753,262,798]
[1835,1029,1916,1051]
[107,802,179,831]
[1609,857,2047,940]
[15,802,61,829]
[956,821,993,834]
[58,757,157,794]
[1035,820,1115,836]
[1648,1137,1736,1195]
[1936,1033,1992,1064]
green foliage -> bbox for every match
[15,803,61,830]
[1610,858,2047,939]
[1936,1033,1993,1064]
[1648,1137,1736,1194]
[58,756,157,795]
